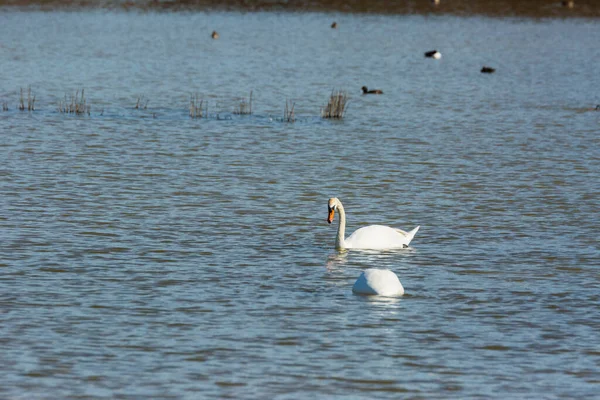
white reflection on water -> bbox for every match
[324,250,348,271]
[354,294,403,305]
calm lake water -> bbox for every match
[1,9,599,399]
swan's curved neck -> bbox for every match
[336,203,347,249]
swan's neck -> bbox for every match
[336,204,347,249]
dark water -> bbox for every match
[3,0,600,18]
[1,10,599,399]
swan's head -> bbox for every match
[327,197,340,224]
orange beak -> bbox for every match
[327,208,335,224]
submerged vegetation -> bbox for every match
[321,90,348,119]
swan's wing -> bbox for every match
[395,226,420,244]
[346,225,410,249]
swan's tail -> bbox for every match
[396,226,420,245]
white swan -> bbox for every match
[353,269,404,296]
[327,197,419,250]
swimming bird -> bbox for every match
[361,86,383,94]
[481,66,496,73]
[353,269,405,296]
[211,31,219,39]
[562,0,575,8]
[425,50,442,59]
[327,197,419,250]
[331,22,337,29]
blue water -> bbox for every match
[1,10,599,399]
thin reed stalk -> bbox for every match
[283,99,296,122]
[135,95,149,110]
[19,86,35,111]
[321,90,348,119]
[58,89,90,115]
[233,91,253,115]
[189,94,206,119]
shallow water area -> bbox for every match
[1,8,599,399]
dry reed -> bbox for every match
[321,90,348,119]
[189,94,207,118]
[19,87,35,111]
[135,96,149,110]
[233,91,253,115]
[283,99,296,122]
[58,89,90,115]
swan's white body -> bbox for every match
[353,269,404,296]
[327,197,419,250]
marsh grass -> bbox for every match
[189,94,207,119]
[19,87,35,111]
[58,89,90,115]
[135,95,149,110]
[283,99,296,122]
[233,91,253,115]
[321,90,348,119]
[4,87,352,120]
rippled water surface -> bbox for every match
[1,10,599,399]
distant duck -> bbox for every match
[424,50,442,59]
[562,0,574,8]
[481,66,496,73]
[597,105,600,110]
[362,86,383,94]
[211,31,219,39]
[331,22,337,29]
[353,269,405,297]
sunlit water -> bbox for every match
[1,10,599,399]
